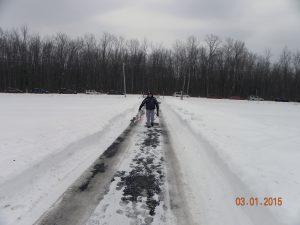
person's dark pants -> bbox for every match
[146,109,155,126]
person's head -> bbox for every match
[147,92,153,97]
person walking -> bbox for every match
[139,92,159,128]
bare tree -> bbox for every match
[0,26,299,100]
[204,34,221,96]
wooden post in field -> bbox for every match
[123,63,126,97]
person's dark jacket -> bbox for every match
[139,96,159,111]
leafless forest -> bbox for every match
[0,26,299,99]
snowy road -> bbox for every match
[34,112,180,225]
[86,115,174,225]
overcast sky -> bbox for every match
[0,0,299,58]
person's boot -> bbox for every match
[151,122,154,126]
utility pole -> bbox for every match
[206,67,209,97]
[123,63,126,97]
[181,75,185,100]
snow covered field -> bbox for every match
[1,94,300,225]
[0,94,140,225]
[163,97,300,225]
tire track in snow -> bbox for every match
[33,113,142,225]
[34,112,183,225]
[0,108,137,225]
[159,116,194,225]
[0,108,134,191]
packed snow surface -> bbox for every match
[86,117,174,225]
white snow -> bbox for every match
[163,97,300,225]
[1,94,300,225]
[0,94,140,225]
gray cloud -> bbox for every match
[292,0,300,10]
[0,0,129,26]
[0,0,299,58]
[146,0,244,20]
[0,0,8,13]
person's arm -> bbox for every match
[139,98,147,111]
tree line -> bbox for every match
[0,26,299,100]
